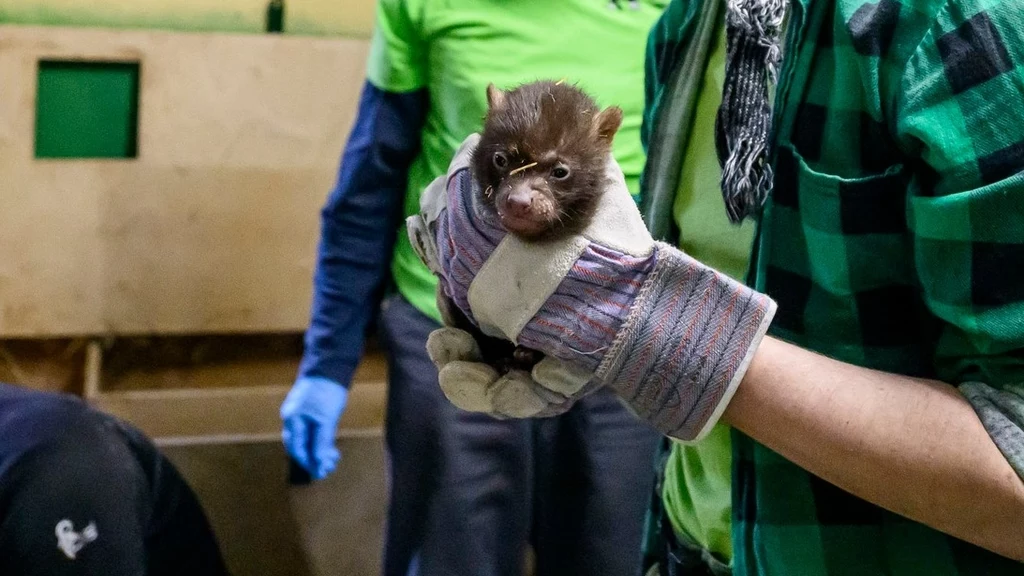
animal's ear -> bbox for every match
[594,106,623,143]
[486,83,507,110]
[594,106,623,142]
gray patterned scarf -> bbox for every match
[715,0,787,223]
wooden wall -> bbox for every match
[0,20,390,574]
[1,0,377,37]
[0,24,386,440]
[0,25,369,337]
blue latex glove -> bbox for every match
[280,376,348,480]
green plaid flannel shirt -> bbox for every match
[640,0,1024,573]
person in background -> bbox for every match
[0,382,229,576]
[417,0,1024,573]
[279,1,666,574]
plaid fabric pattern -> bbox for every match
[641,0,1024,573]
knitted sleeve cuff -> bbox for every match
[597,242,777,441]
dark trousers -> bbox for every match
[377,294,661,576]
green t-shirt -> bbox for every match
[365,0,668,322]
[661,15,756,566]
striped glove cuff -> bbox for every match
[597,242,777,442]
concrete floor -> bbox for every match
[163,435,387,576]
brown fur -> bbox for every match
[439,80,623,377]
[471,80,622,241]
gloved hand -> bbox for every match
[425,325,598,418]
[407,133,777,442]
[280,376,349,480]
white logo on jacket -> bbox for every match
[55,519,98,560]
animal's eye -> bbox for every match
[493,152,509,169]
[551,166,570,180]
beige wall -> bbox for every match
[0,25,370,337]
[1,0,377,38]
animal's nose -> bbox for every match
[506,189,533,216]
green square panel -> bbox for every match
[35,61,140,159]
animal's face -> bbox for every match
[472,81,622,240]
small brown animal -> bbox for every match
[472,80,623,240]
[438,80,623,376]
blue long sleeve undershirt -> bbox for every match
[297,81,429,389]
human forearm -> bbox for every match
[724,335,1024,560]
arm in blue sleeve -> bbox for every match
[297,81,429,388]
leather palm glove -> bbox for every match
[407,134,776,441]
[424,325,598,419]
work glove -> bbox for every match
[280,376,348,480]
[424,325,598,418]
[406,133,776,442]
